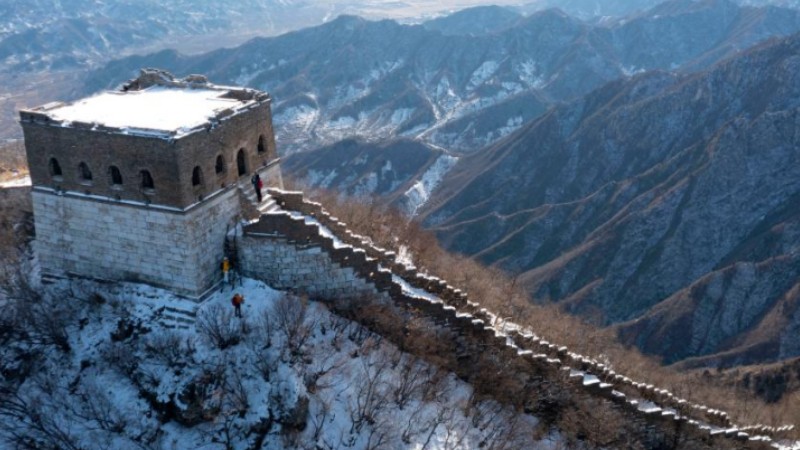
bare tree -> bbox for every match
[144,330,196,368]
[304,348,347,394]
[399,400,430,444]
[349,339,391,434]
[71,379,128,433]
[308,394,331,444]
[4,273,76,353]
[420,401,452,450]
[223,365,250,416]
[363,415,393,450]
[441,406,470,450]
[196,304,242,350]
[391,354,431,410]
[0,379,82,450]
[273,294,316,360]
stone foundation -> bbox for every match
[33,187,241,298]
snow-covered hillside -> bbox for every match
[0,276,560,449]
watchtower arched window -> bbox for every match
[237,149,247,176]
[78,162,93,182]
[108,166,123,186]
[215,155,226,175]
[140,170,154,190]
[257,135,266,154]
[192,166,204,187]
[48,158,62,178]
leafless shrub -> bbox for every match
[419,401,452,450]
[391,353,432,410]
[349,339,391,434]
[5,275,76,353]
[71,379,127,433]
[363,415,393,450]
[222,365,250,416]
[0,378,82,450]
[468,401,528,450]
[256,305,273,349]
[0,140,27,182]
[196,304,242,350]
[144,331,195,368]
[272,293,316,360]
[304,347,346,394]
[399,400,430,444]
[440,406,470,450]
[100,341,139,378]
[308,395,331,444]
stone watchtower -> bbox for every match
[20,69,283,298]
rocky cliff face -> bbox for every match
[420,34,800,366]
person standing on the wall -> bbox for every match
[231,292,244,318]
[251,172,263,202]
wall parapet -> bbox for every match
[242,189,794,449]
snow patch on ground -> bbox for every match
[304,168,338,189]
[621,65,645,77]
[390,107,414,125]
[274,104,318,133]
[0,276,560,449]
[517,59,546,89]
[352,171,379,197]
[403,153,459,216]
[0,175,30,188]
[468,60,499,90]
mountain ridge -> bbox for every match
[420,32,800,366]
[81,0,800,156]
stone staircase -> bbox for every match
[239,180,279,214]
[154,304,197,331]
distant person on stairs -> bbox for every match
[231,293,244,318]
[251,173,263,202]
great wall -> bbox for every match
[227,184,794,450]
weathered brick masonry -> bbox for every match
[238,235,378,300]
[32,187,239,297]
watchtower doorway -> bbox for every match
[237,149,247,176]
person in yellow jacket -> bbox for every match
[222,257,231,285]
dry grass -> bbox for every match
[299,185,800,432]
[0,140,28,183]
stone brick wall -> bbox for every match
[33,186,241,298]
[21,124,182,206]
[238,189,789,449]
[173,100,279,205]
[239,235,377,300]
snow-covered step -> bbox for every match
[155,304,197,330]
[258,196,279,213]
[41,273,60,285]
